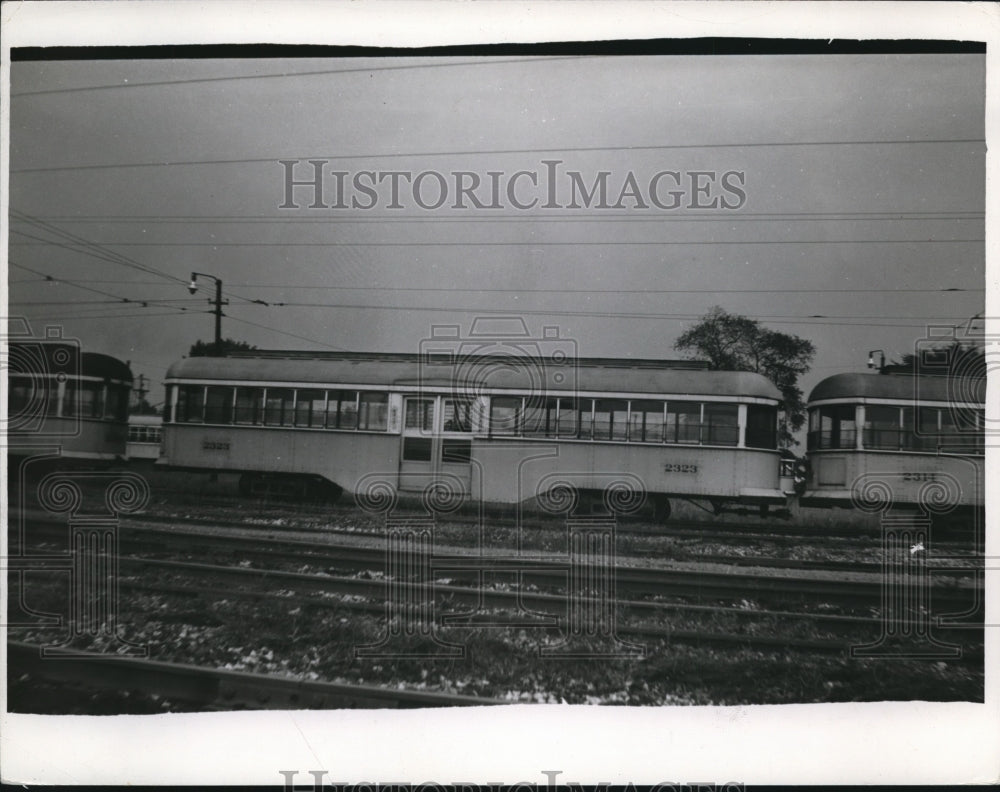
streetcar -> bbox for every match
[801,372,985,510]
[126,414,163,462]
[6,340,133,466]
[160,350,787,519]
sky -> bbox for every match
[7,51,986,430]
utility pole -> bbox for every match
[135,374,148,403]
[188,272,228,352]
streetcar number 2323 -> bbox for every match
[902,472,938,482]
[664,463,698,474]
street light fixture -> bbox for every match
[189,271,227,352]
[867,349,885,372]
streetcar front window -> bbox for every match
[809,405,856,450]
[177,385,205,423]
[205,386,234,424]
[746,404,778,449]
[704,403,739,446]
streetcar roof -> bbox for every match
[165,354,782,400]
[7,341,132,383]
[808,372,984,404]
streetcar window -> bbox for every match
[938,408,960,446]
[746,404,778,449]
[668,402,701,444]
[594,399,628,441]
[403,436,433,461]
[403,398,432,432]
[489,396,521,435]
[63,380,79,417]
[234,387,264,425]
[359,392,389,431]
[916,407,940,451]
[442,438,472,463]
[8,376,34,415]
[292,389,323,428]
[334,391,358,429]
[177,385,205,423]
[45,379,61,416]
[807,405,856,450]
[442,398,474,433]
[264,388,294,426]
[705,403,739,446]
[555,398,578,437]
[163,385,174,423]
[862,405,900,450]
[204,386,234,424]
[629,400,664,443]
[522,398,548,437]
[119,386,131,420]
[577,399,595,440]
[75,382,104,419]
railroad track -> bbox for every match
[12,519,984,665]
[121,513,977,575]
[13,486,983,550]
[8,641,502,710]
[113,557,984,659]
[20,517,982,611]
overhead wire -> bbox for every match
[11,137,984,174]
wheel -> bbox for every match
[653,495,672,523]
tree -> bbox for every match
[674,306,816,447]
[188,338,257,358]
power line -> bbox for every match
[12,137,983,174]
[10,211,190,285]
[10,210,266,306]
[9,299,205,307]
[224,315,348,351]
[14,210,986,225]
[10,238,985,247]
[12,277,982,294]
[11,56,592,97]
[222,300,970,329]
[9,262,196,314]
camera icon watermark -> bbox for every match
[1,317,82,440]
[912,323,992,446]
[417,317,578,431]
[849,468,984,660]
[3,470,151,657]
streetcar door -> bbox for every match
[398,396,435,491]
[398,396,473,497]
[438,396,474,497]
